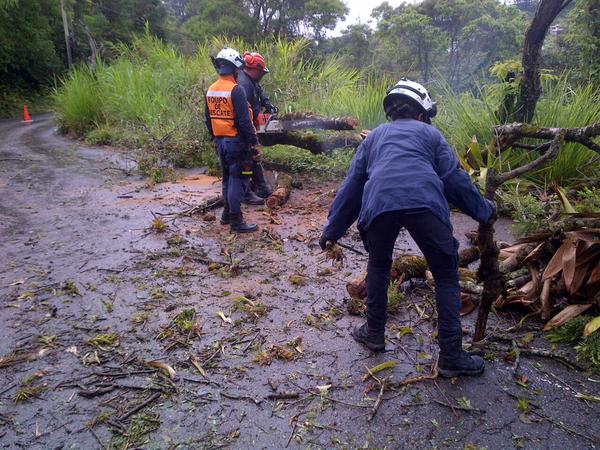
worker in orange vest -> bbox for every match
[205,47,262,233]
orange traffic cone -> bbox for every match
[22,104,32,123]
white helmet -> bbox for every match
[383,78,437,119]
[214,47,244,69]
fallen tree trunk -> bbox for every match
[266,174,293,209]
[458,246,480,268]
[260,130,363,155]
[474,128,570,342]
[346,250,480,300]
[276,113,360,131]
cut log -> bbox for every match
[345,253,482,300]
[500,244,537,273]
[390,255,428,279]
[458,246,480,267]
[276,113,360,131]
[260,131,363,155]
[266,174,293,209]
[346,272,367,299]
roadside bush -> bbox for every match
[500,187,553,237]
[54,66,102,135]
[85,124,125,146]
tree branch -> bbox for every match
[495,133,564,185]
[495,122,600,154]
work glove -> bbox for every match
[253,145,264,162]
[265,103,278,115]
[319,234,333,251]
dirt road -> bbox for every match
[1,116,598,449]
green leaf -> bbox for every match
[584,316,600,338]
[552,182,577,214]
[457,396,472,410]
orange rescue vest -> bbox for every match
[206,75,253,138]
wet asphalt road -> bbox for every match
[0,115,599,449]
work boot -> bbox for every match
[255,185,273,199]
[230,212,258,233]
[438,335,485,377]
[242,190,264,205]
[220,207,230,225]
[352,322,385,352]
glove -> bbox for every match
[319,234,333,251]
[253,145,264,162]
[265,103,278,115]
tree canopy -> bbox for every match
[1,0,598,114]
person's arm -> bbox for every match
[257,84,276,113]
[322,141,369,242]
[433,133,495,224]
[204,96,214,139]
[231,85,259,146]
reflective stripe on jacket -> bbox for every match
[206,75,254,137]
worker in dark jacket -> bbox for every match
[319,78,496,377]
[237,51,277,202]
[205,47,262,233]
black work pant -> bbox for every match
[365,210,462,340]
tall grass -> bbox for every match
[54,32,600,185]
[435,75,600,184]
[54,66,102,135]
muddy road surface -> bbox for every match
[1,116,598,449]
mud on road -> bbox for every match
[0,116,599,449]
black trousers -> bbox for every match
[365,210,462,339]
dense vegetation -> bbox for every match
[2,0,599,115]
[4,0,600,187]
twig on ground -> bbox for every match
[118,392,161,421]
[368,377,388,422]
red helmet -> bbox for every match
[243,51,269,73]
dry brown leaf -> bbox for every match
[189,355,206,378]
[575,246,600,267]
[562,238,579,291]
[522,242,546,265]
[589,263,600,285]
[540,279,552,320]
[566,229,600,243]
[527,263,542,299]
[460,293,477,316]
[147,360,177,379]
[543,238,570,281]
[499,243,528,259]
[569,262,592,294]
[543,304,593,331]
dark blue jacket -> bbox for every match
[237,70,273,121]
[323,119,495,241]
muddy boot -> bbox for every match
[351,322,385,352]
[242,190,264,205]
[220,206,230,225]
[438,335,484,377]
[230,212,258,233]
